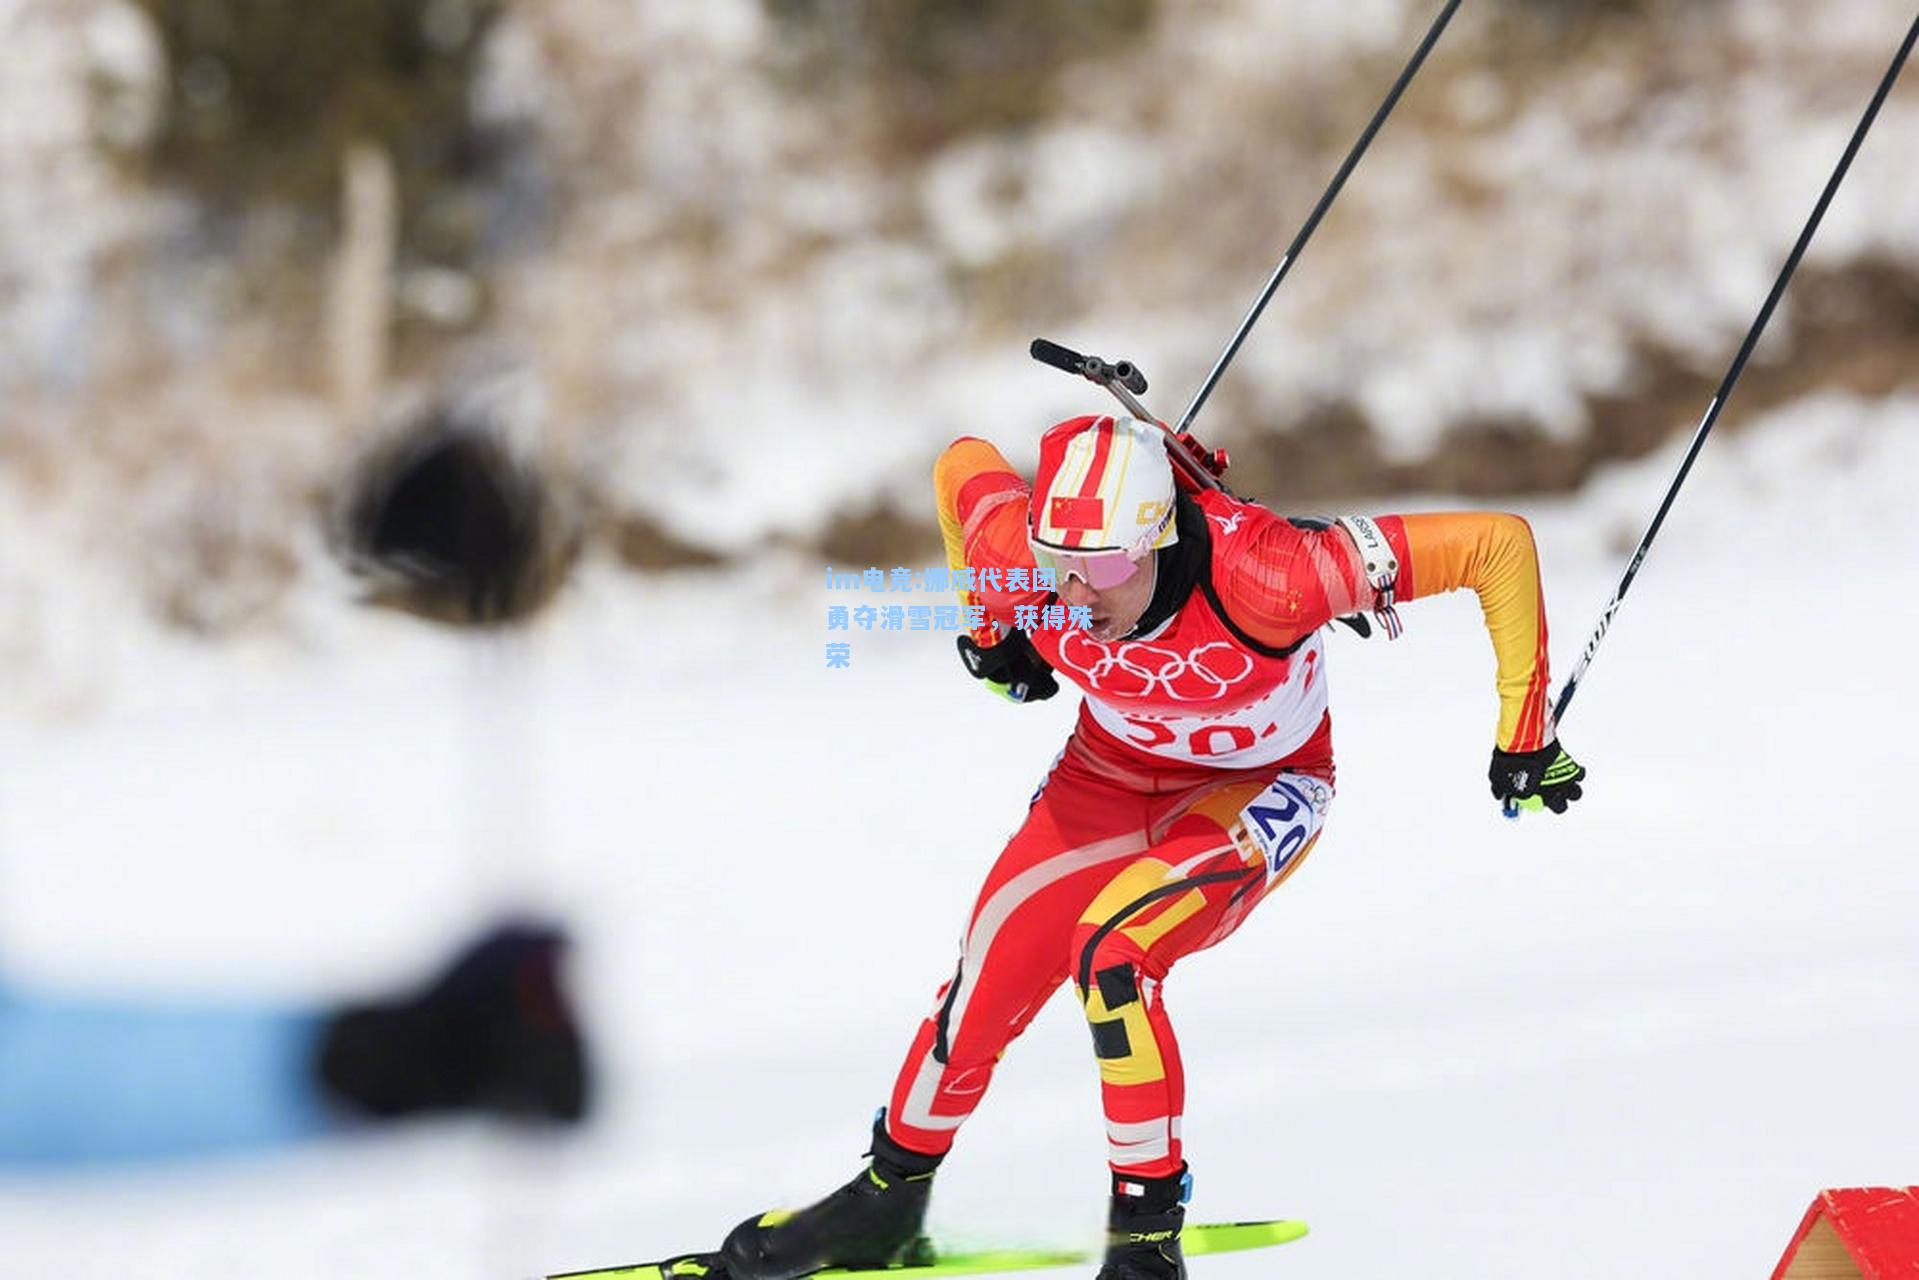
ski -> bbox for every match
[547,1218,1308,1279]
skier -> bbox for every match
[719,414,1586,1279]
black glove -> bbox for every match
[1488,740,1586,814]
[956,631,1058,704]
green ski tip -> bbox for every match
[543,1249,1084,1280]
[546,1218,1307,1279]
[1182,1219,1310,1255]
[814,1246,1090,1277]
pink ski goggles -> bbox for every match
[1029,541,1149,590]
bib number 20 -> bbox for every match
[1238,774,1330,879]
[1120,717,1270,757]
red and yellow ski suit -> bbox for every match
[885,425,1555,1179]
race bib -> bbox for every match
[1233,772,1332,881]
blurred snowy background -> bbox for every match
[1,0,1916,1276]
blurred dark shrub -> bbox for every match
[764,0,1156,152]
[335,407,582,626]
[129,0,508,260]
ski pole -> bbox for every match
[1030,0,1461,471]
[1174,0,1463,437]
[1517,9,1919,818]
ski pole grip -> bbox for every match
[1502,798,1521,821]
[1030,338,1085,375]
[1112,361,1149,395]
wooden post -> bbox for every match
[327,141,396,426]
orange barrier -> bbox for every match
[1772,1187,1919,1279]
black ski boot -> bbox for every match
[315,922,589,1123]
[720,1112,942,1280]
[1096,1166,1190,1279]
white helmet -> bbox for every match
[1029,415,1178,555]
[1026,415,1178,591]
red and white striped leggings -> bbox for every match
[885,712,1333,1178]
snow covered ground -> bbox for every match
[2,389,1916,1278]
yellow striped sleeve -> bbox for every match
[1397,512,1554,752]
[933,437,1035,643]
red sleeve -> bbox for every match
[1218,518,1373,651]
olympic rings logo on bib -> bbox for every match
[1054,633,1256,701]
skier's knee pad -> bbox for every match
[1072,858,1198,1089]
[1078,959,1168,1088]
